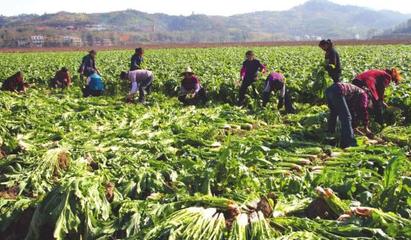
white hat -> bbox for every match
[182,66,194,75]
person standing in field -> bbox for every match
[238,50,266,106]
[262,71,295,114]
[326,82,371,148]
[352,68,401,125]
[50,67,71,88]
[120,69,153,103]
[130,48,144,71]
[79,50,99,80]
[1,71,28,93]
[319,39,341,83]
[178,67,207,106]
[83,70,105,97]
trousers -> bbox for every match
[326,84,357,148]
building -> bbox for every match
[85,24,106,31]
[63,36,82,47]
[17,38,30,47]
[31,35,45,47]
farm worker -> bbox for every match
[79,50,99,79]
[178,67,207,105]
[352,68,401,125]
[262,72,295,114]
[326,82,371,148]
[319,39,341,83]
[1,71,28,92]
[82,70,105,97]
[50,67,71,88]
[130,47,144,71]
[238,50,266,106]
[120,69,153,103]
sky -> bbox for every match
[2,0,411,16]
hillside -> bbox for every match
[377,19,411,39]
[0,0,409,47]
[228,0,410,39]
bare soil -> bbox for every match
[305,198,339,220]
[0,185,19,199]
[0,207,35,240]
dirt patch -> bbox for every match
[90,161,99,171]
[105,182,115,203]
[58,152,70,170]
[0,185,19,199]
[305,198,339,220]
[257,196,274,218]
[0,148,6,159]
[53,152,70,177]
[224,203,241,230]
[0,207,35,240]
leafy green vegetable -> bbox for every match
[0,45,410,239]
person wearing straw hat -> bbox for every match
[178,67,207,105]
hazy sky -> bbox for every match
[2,0,411,16]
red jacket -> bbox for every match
[355,70,392,102]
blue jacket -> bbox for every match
[87,73,105,91]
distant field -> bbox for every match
[0,39,411,53]
[1,45,410,239]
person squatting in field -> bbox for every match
[238,50,266,106]
[352,68,401,125]
[326,82,371,148]
[120,69,153,103]
[130,48,144,71]
[319,39,341,83]
[83,70,105,97]
[1,71,28,92]
[50,67,71,88]
[178,67,207,106]
[79,50,99,78]
[262,71,295,114]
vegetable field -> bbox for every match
[1,45,411,239]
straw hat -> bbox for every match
[182,67,194,75]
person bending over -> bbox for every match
[262,71,295,114]
[120,69,153,103]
